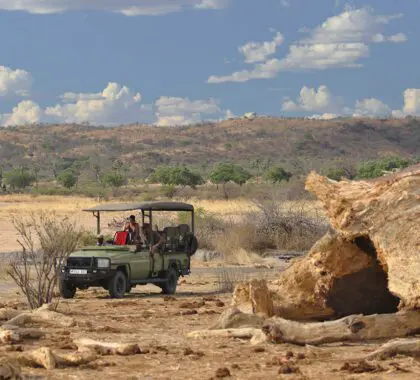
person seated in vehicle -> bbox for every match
[140,223,165,254]
[96,234,111,246]
[124,215,140,244]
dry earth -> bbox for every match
[0,268,419,380]
[0,195,418,379]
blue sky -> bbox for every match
[0,0,419,126]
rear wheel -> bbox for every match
[161,267,178,295]
[108,271,127,299]
[59,280,76,299]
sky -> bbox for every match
[0,0,419,126]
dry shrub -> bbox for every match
[213,199,327,262]
[249,199,328,252]
[217,268,248,293]
[7,211,85,309]
[178,207,225,250]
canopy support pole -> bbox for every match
[93,211,100,235]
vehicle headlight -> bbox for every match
[97,258,110,268]
[56,258,67,268]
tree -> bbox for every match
[101,171,126,188]
[57,169,78,189]
[356,156,413,179]
[209,163,252,199]
[149,166,203,189]
[3,168,35,190]
[263,166,292,184]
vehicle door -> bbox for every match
[128,247,150,279]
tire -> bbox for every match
[59,280,76,299]
[161,267,178,295]
[108,271,127,299]
[126,284,133,293]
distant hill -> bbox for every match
[0,117,419,182]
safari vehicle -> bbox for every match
[59,201,198,299]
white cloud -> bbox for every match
[195,0,229,9]
[388,33,408,43]
[1,100,43,126]
[280,0,290,7]
[44,82,146,124]
[373,32,407,43]
[282,85,343,113]
[0,66,33,97]
[307,113,338,120]
[0,0,229,15]
[0,79,227,126]
[155,96,222,126]
[239,32,284,64]
[282,85,395,119]
[392,89,420,118]
[353,98,391,117]
[208,7,405,83]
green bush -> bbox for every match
[149,166,203,189]
[263,166,292,184]
[4,168,35,190]
[356,156,413,179]
[209,163,252,186]
[57,169,78,189]
[101,171,126,188]
[209,163,252,199]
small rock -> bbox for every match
[184,347,194,356]
[215,301,225,307]
[215,367,231,378]
[180,309,198,316]
[254,347,265,353]
[278,364,301,375]
[297,353,306,360]
[285,351,294,359]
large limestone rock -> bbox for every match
[233,165,420,321]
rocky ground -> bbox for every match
[0,264,419,380]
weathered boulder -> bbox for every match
[231,165,420,320]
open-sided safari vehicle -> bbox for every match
[59,202,198,299]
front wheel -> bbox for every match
[161,267,178,295]
[59,279,76,299]
[108,271,127,299]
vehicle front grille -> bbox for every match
[67,257,93,268]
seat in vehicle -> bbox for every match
[114,231,129,246]
[163,226,179,252]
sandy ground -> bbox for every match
[1,196,418,379]
[0,267,419,380]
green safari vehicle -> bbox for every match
[59,201,198,299]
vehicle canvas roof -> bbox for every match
[83,201,194,212]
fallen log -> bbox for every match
[5,304,75,328]
[56,348,98,367]
[74,338,141,356]
[262,311,420,346]
[16,347,57,370]
[210,307,265,329]
[364,338,420,360]
[188,328,260,340]
[0,308,22,321]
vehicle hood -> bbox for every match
[69,246,132,259]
